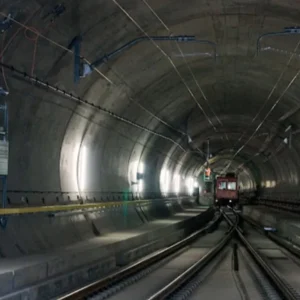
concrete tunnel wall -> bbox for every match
[1,2,300,222]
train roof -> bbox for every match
[216,176,237,181]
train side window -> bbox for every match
[218,181,226,190]
[228,182,237,190]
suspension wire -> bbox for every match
[235,39,300,147]
[0,11,188,137]
[0,62,187,152]
[222,39,300,173]
[141,0,222,127]
[99,59,188,136]
[225,66,300,172]
[111,0,217,131]
[140,0,232,160]
[0,12,112,82]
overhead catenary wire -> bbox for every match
[222,39,300,173]
[235,39,300,147]
[0,8,41,91]
[0,11,188,137]
[111,0,217,131]
[141,0,223,127]
[1,33,9,91]
[139,0,232,160]
[225,66,300,172]
[0,11,112,84]
[0,62,186,152]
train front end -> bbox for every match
[215,175,238,207]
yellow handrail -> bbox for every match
[0,199,153,215]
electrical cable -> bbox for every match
[0,11,190,138]
[235,39,300,147]
[1,33,9,91]
[138,0,230,158]
[0,9,41,91]
[0,62,186,152]
[0,8,40,59]
[24,26,39,76]
[222,38,300,174]
[111,0,217,131]
[141,0,224,135]
[0,11,113,84]
[225,65,300,173]
[141,0,222,127]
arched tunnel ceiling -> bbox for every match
[2,0,300,194]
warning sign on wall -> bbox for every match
[0,141,9,175]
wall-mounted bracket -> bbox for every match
[0,13,12,33]
[81,35,217,78]
[0,215,7,229]
[69,36,82,84]
[257,26,300,55]
[43,3,66,23]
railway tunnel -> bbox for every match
[1,0,300,299]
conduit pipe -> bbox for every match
[257,27,300,55]
[81,35,217,77]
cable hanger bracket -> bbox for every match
[0,13,13,33]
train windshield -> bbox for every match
[227,182,237,190]
[218,181,227,190]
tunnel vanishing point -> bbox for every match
[0,0,299,299]
[1,1,300,198]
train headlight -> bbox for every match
[229,199,232,203]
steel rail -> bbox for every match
[147,226,235,300]
[223,210,300,300]
[57,211,222,300]
[240,214,300,260]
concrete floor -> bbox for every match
[0,203,212,300]
[243,205,300,246]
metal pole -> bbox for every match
[2,101,7,209]
[207,139,210,163]
[73,36,81,84]
[0,95,8,228]
[2,176,6,208]
[4,102,7,140]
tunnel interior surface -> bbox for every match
[0,0,299,202]
[0,0,299,299]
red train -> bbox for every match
[215,173,238,206]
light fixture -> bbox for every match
[174,174,180,194]
[138,179,143,192]
[138,162,144,174]
[79,146,87,191]
[160,168,170,193]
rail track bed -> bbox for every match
[59,209,300,300]
[179,245,270,300]
[101,223,229,300]
[243,223,300,296]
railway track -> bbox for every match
[58,209,300,300]
[57,211,224,300]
